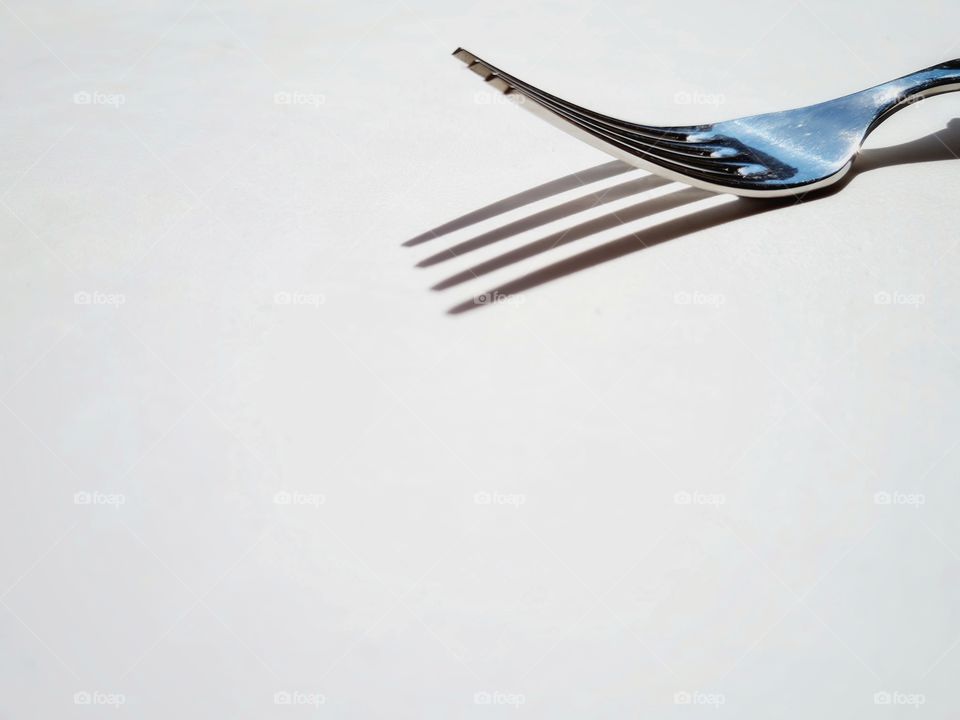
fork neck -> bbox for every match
[868,59,960,129]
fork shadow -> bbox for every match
[405,119,960,314]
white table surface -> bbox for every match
[3,1,960,717]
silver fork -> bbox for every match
[453,48,960,198]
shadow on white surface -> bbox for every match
[403,160,633,247]
[405,119,960,314]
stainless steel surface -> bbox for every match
[453,48,960,197]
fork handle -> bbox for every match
[873,60,960,124]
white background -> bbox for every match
[2,0,960,717]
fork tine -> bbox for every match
[497,78,741,178]
[454,49,753,182]
[481,65,742,174]
[486,76,512,94]
[454,50,737,174]
[468,60,497,80]
[490,77,722,162]
[454,49,694,142]
[500,80,789,182]
[453,47,477,64]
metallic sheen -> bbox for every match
[453,48,960,197]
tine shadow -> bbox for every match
[403,160,632,246]
[433,186,714,290]
[446,197,787,314]
[417,175,668,267]
[406,119,960,314]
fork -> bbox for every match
[453,48,960,197]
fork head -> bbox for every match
[454,49,960,197]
